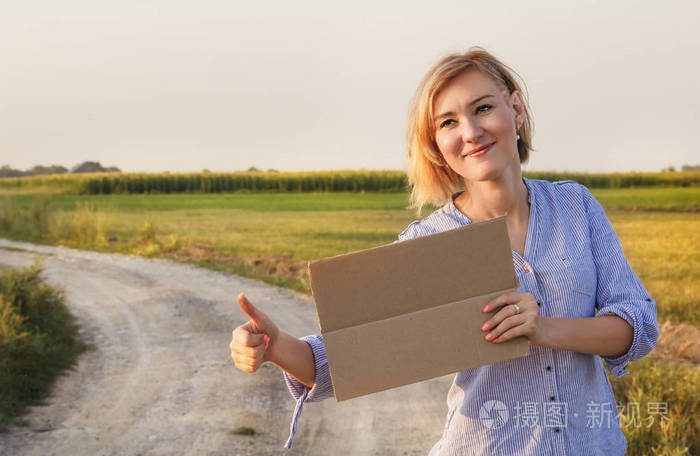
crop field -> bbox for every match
[0,175,699,454]
[1,170,699,195]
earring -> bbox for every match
[516,133,521,141]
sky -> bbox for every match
[1,0,699,174]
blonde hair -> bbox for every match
[406,47,534,214]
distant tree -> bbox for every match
[27,165,68,176]
[681,164,700,172]
[0,165,23,178]
[661,166,676,172]
[246,166,261,172]
[266,168,279,172]
[69,161,120,174]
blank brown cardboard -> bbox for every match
[308,216,530,401]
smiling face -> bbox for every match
[433,69,524,184]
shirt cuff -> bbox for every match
[596,301,657,378]
[281,334,334,448]
[282,334,334,401]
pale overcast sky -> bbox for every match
[1,0,698,173]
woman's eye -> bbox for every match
[439,119,455,128]
[476,104,493,114]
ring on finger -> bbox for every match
[513,303,521,315]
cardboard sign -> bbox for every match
[308,216,529,401]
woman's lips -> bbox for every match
[466,143,494,158]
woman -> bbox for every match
[229,48,659,455]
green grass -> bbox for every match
[1,192,698,324]
[590,187,700,211]
[1,192,416,213]
[2,187,699,213]
[0,262,88,431]
[230,426,256,436]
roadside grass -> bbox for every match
[0,261,88,431]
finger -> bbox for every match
[481,303,519,332]
[232,327,266,347]
[235,359,259,373]
[490,322,532,344]
[236,348,265,369]
[482,292,518,312]
[238,293,264,325]
[233,353,261,370]
[484,314,526,341]
[231,340,266,358]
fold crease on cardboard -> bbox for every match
[308,216,530,401]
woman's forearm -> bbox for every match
[538,315,634,357]
[268,330,316,388]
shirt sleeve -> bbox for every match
[281,334,334,448]
[581,184,659,377]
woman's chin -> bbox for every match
[462,168,504,183]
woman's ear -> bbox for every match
[510,90,525,126]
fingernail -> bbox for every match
[485,333,493,341]
[483,306,489,312]
[493,338,499,343]
[481,323,489,331]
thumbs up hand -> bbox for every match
[230,293,280,373]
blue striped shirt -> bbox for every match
[282,177,659,454]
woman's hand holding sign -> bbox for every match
[481,291,544,345]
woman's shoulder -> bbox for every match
[397,200,460,242]
[526,177,584,193]
[526,177,592,205]
[526,177,601,223]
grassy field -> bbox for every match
[3,186,700,212]
[1,189,698,325]
[0,186,698,454]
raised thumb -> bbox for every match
[238,293,263,325]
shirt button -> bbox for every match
[545,366,552,371]
[555,428,561,433]
[549,396,556,401]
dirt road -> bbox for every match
[0,239,451,456]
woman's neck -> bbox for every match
[455,166,529,223]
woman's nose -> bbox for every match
[460,118,484,143]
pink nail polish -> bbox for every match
[481,323,489,331]
[485,333,492,340]
[493,338,499,343]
